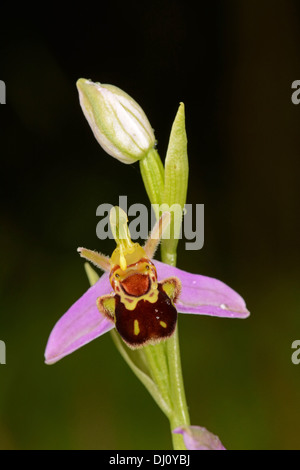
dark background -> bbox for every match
[1,0,300,449]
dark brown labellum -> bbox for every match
[114,284,177,348]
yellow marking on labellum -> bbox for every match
[160,321,167,328]
[134,319,140,336]
[121,286,159,311]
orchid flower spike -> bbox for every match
[45,209,250,365]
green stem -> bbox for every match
[161,252,190,450]
[160,250,177,268]
[143,342,171,412]
[166,326,190,449]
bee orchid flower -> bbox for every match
[45,209,249,365]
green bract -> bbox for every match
[161,102,188,265]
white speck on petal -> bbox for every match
[220,303,228,310]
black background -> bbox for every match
[1,1,300,450]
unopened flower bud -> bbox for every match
[76,78,155,164]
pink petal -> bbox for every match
[155,261,250,319]
[173,425,226,450]
[45,273,114,365]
